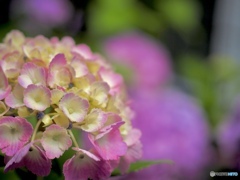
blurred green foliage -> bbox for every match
[88,0,201,37]
[178,55,240,128]
[157,0,201,33]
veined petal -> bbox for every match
[23,85,51,111]
[24,145,52,176]
[4,30,25,47]
[48,54,73,88]
[5,83,24,108]
[53,108,70,128]
[124,129,142,146]
[5,143,52,177]
[72,148,101,161]
[0,117,33,156]
[48,53,67,71]
[70,57,88,78]
[99,68,123,95]
[18,62,47,88]
[90,81,110,107]
[0,67,11,100]
[73,74,95,95]
[89,128,127,160]
[99,113,124,134]
[1,51,23,78]
[42,115,53,127]
[118,140,142,174]
[81,109,107,132]
[71,44,96,61]
[23,45,41,60]
[4,142,33,172]
[41,124,72,159]
[51,89,64,104]
[118,128,142,173]
[63,148,111,180]
[59,93,89,122]
[17,107,32,118]
[61,36,75,47]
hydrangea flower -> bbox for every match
[129,90,213,179]
[104,32,213,179]
[10,0,74,35]
[104,32,172,90]
[217,98,240,170]
[0,30,141,178]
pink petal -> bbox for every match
[59,93,89,122]
[51,89,64,104]
[63,148,111,180]
[4,142,32,172]
[18,62,47,88]
[71,44,97,61]
[124,129,142,146]
[0,66,11,100]
[23,84,51,111]
[0,117,33,156]
[5,143,52,177]
[118,141,142,174]
[41,124,72,159]
[99,68,123,95]
[70,57,88,78]
[48,53,73,88]
[24,145,52,176]
[104,32,172,89]
[5,83,24,108]
[89,128,127,160]
[61,36,75,47]
[72,148,100,161]
[4,30,25,47]
[4,155,25,172]
[80,109,107,132]
[90,81,110,106]
[99,113,124,134]
[49,53,67,70]
[1,51,23,79]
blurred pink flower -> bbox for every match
[25,0,72,26]
[104,32,213,179]
[104,32,172,91]
[10,0,74,34]
[217,99,240,170]
[112,90,213,180]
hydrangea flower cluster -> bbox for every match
[0,30,142,179]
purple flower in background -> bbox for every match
[128,90,213,180]
[10,0,74,34]
[104,32,172,91]
[217,99,240,170]
[104,32,213,179]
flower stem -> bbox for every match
[68,130,79,148]
[31,119,42,142]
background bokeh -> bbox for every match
[1,0,240,179]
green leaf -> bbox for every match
[0,167,19,180]
[44,106,54,114]
[128,160,173,173]
[26,115,37,127]
[112,159,173,176]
